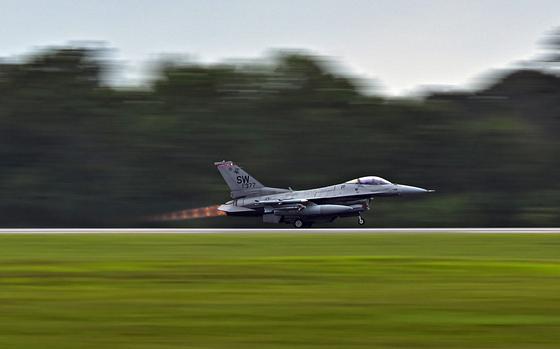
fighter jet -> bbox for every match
[215,161,433,228]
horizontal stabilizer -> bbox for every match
[218,204,256,214]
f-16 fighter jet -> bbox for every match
[215,161,433,228]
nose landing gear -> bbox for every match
[358,216,365,225]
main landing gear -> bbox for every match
[358,216,365,225]
[293,219,312,228]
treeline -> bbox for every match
[0,46,559,227]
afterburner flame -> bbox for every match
[149,205,226,221]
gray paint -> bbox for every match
[215,161,432,228]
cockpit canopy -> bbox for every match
[345,176,392,185]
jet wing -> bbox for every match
[255,198,309,206]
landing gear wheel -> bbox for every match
[293,219,304,228]
[358,216,365,225]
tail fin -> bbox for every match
[214,161,265,198]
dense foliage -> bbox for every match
[0,47,559,227]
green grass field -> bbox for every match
[1,232,560,348]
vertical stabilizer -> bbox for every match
[214,161,265,198]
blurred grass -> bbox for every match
[1,232,560,348]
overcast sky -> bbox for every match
[1,0,559,95]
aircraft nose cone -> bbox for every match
[397,184,432,195]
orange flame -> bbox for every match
[149,204,226,222]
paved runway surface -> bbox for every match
[0,228,559,234]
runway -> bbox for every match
[0,228,559,234]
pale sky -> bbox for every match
[1,0,559,95]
